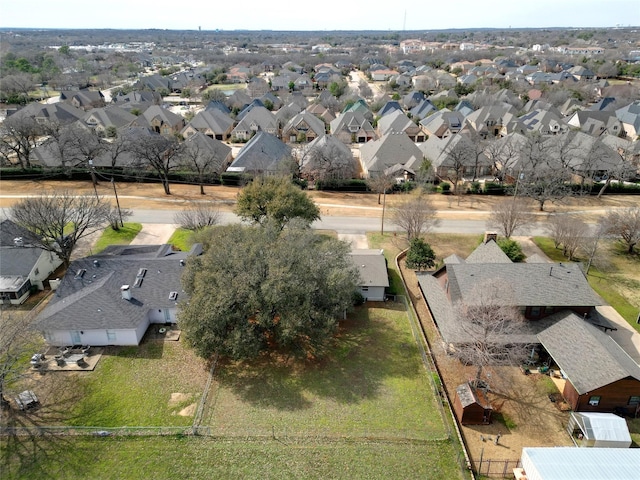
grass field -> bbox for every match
[2,303,463,479]
[1,436,462,479]
[93,223,142,253]
[204,303,447,440]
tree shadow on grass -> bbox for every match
[214,303,424,411]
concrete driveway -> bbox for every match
[130,224,177,245]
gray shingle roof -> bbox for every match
[447,262,604,307]
[349,249,389,288]
[537,312,640,393]
[465,240,511,264]
[34,245,198,331]
[227,131,292,173]
[360,132,423,175]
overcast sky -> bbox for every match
[1,0,638,31]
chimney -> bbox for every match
[484,232,498,243]
[121,285,132,300]
[13,237,23,247]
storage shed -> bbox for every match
[566,412,632,448]
[453,382,492,425]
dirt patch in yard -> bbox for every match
[168,392,190,407]
[177,403,197,417]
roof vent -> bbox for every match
[74,269,86,279]
[121,285,132,300]
[137,268,147,278]
[13,237,24,247]
[93,260,100,268]
[133,277,143,288]
[169,291,178,301]
[180,259,185,266]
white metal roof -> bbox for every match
[521,447,640,480]
[571,412,632,444]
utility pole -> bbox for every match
[380,188,387,235]
[88,160,99,200]
[111,177,124,228]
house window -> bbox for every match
[629,396,640,406]
[588,396,601,406]
[106,330,116,342]
[530,306,541,317]
[362,287,369,291]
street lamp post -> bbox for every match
[111,177,124,228]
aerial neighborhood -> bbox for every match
[1,26,640,479]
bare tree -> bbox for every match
[0,114,42,169]
[484,135,522,183]
[546,213,589,260]
[174,202,221,231]
[517,134,573,211]
[299,142,356,182]
[180,134,228,195]
[10,191,111,267]
[129,133,183,195]
[582,218,610,275]
[601,206,640,254]
[390,193,439,241]
[441,139,474,203]
[486,198,533,238]
[366,174,396,205]
[452,280,530,386]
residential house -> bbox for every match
[403,91,426,110]
[566,110,623,137]
[33,244,202,346]
[348,249,389,302]
[615,100,640,139]
[231,106,279,141]
[419,132,492,180]
[182,132,233,173]
[111,90,161,112]
[299,134,358,181]
[370,68,399,82]
[518,109,567,135]
[420,110,466,139]
[377,110,425,142]
[182,109,235,141]
[281,112,326,144]
[464,105,520,138]
[81,106,137,136]
[59,88,106,111]
[567,65,595,81]
[134,74,171,93]
[376,101,403,118]
[14,102,84,127]
[419,239,640,414]
[274,102,304,127]
[330,112,376,144]
[226,131,292,174]
[410,99,438,120]
[305,103,336,125]
[359,131,423,178]
[128,105,184,136]
[0,220,63,305]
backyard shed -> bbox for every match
[515,447,640,480]
[453,382,492,425]
[566,412,632,448]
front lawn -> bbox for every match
[93,223,142,253]
[167,228,192,251]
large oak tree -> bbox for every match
[179,223,360,361]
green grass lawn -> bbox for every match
[204,303,447,440]
[66,341,208,427]
[533,237,640,333]
[1,436,463,479]
[93,223,142,253]
[167,228,192,251]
